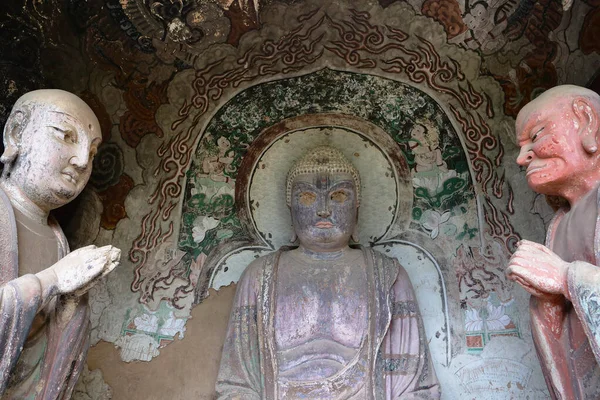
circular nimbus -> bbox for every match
[248,124,410,249]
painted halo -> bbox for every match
[210,113,412,288]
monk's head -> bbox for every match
[1,89,102,211]
[286,146,360,252]
[515,85,600,205]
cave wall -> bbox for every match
[2,0,600,398]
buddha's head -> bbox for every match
[286,146,361,252]
[1,89,102,212]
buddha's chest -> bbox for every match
[273,261,369,349]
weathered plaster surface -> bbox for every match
[77,2,549,398]
[73,365,113,400]
[3,0,600,397]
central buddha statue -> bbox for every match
[216,146,439,399]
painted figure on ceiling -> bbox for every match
[216,145,439,399]
[0,89,120,399]
[409,121,448,173]
[507,85,600,398]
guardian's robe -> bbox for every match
[531,184,600,398]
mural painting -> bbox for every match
[2,0,600,397]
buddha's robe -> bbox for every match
[216,247,440,399]
[531,184,600,399]
[0,188,90,399]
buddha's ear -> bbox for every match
[572,97,600,154]
[351,209,359,243]
[351,228,360,244]
[289,231,298,244]
[1,109,27,165]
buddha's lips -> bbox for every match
[315,221,333,229]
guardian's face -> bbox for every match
[516,97,591,196]
[9,99,101,211]
[290,171,358,252]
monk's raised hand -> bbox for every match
[51,245,121,295]
[506,239,570,300]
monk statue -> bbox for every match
[216,146,439,399]
[0,89,120,399]
[506,85,600,398]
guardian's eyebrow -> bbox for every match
[531,126,545,138]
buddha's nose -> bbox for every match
[317,209,331,218]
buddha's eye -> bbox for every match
[299,191,316,206]
[330,190,348,203]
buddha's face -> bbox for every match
[290,171,358,252]
[6,96,102,211]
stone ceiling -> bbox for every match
[1,0,599,128]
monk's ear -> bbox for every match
[572,97,600,154]
[1,109,28,165]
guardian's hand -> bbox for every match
[506,240,570,300]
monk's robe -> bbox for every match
[0,188,90,400]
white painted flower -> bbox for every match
[465,308,483,332]
[421,210,451,239]
[190,183,208,197]
[412,169,458,196]
[159,311,187,338]
[133,313,159,333]
[485,303,511,331]
[214,183,234,198]
[192,216,220,243]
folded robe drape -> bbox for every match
[216,247,440,399]
[0,187,90,400]
[531,185,600,399]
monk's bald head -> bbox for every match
[2,90,100,166]
[1,89,102,211]
[5,90,99,135]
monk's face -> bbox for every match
[291,171,358,252]
[9,101,102,211]
[516,97,592,196]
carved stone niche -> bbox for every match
[192,112,452,379]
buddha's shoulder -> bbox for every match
[363,247,400,265]
[364,248,411,282]
[239,251,281,280]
